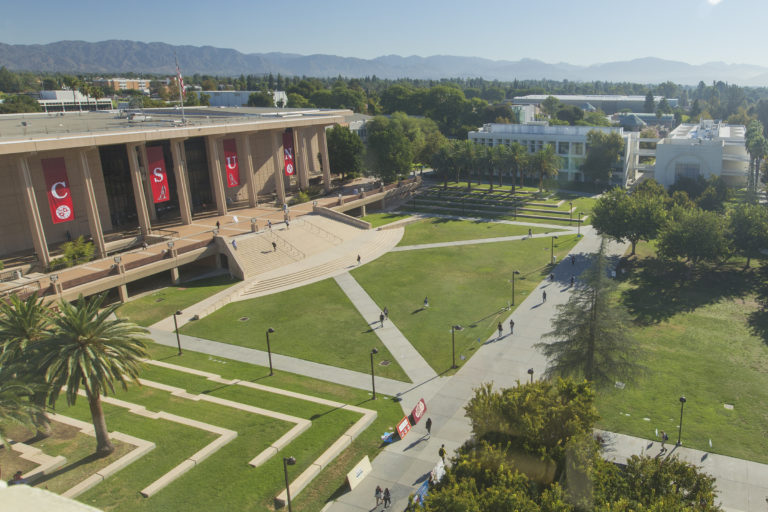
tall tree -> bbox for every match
[326,125,363,181]
[581,130,625,185]
[365,116,413,183]
[728,202,768,268]
[531,144,560,191]
[591,187,666,255]
[0,375,46,446]
[657,207,730,269]
[536,239,643,388]
[38,294,150,456]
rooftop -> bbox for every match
[668,120,745,141]
[470,123,623,136]
[513,94,672,102]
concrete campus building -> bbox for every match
[511,94,679,115]
[0,106,349,294]
[468,118,748,188]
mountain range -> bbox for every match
[2,40,768,86]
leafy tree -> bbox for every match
[0,94,42,114]
[247,90,273,107]
[286,92,311,108]
[0,66,21,93]
[591,187,666,255]
[431,142,455,189]
[38,294,150,455]
[581,130,625,184]
[536,239,643,388]
[0,376,46,446]
[365,116,413,183]
[540,95,561,117]
[326,125,363,181]
[644,91,655,113]
[657,207,730,269]
[728,202,768,267]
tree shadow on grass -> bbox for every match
[623,257,757,326]
[747,263,768,345]
[33,452,108,486]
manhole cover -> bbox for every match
[724,403,734,410]
[378,360,391,366]
[238,317,250,322]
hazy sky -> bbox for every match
[2,0,764,66]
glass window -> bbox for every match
[558,142,569,155]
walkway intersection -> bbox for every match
[146,218,765,511]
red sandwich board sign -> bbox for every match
[396,416,412,439]
[146,146,170,203]
[223,138,240,187]
[410,398,427,425]
[42,157,75,224]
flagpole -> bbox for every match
[175,53,186,124]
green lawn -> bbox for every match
[397,218,561,246]
[179,278,410,382]
[595,243,768,464]
[353,235,580,373]
[117,275,238,326]
[361,212,412,227]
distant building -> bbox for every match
[651,120,747,187]
[37,90,112,112]
[205,91,288,108]
[615,112,675,130]
[93,78,151,93]
[511,94,678,115]
[468,122,635,184]
[507,104,536,124]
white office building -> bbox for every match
[468,123,635,184]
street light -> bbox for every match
[577,213,582,237]
[527,368,534,384]
[677,396,687,446]
[569,201,573,224]
[451,325,463,369]
[266,328,275,376]
[550,235,559,263]
[283,456,296,512]
[511,270,521,306]
[173,311,183,355]
[370,348,379,399]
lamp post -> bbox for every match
[451,325,463,369]
[577,213,582,237]
[677,396,687,446]
[550,235,559,263]
[173,311,183,355]
[511,270,521,306]
[569,201,573,224]
[283,456,296,512]
[370,348,379,399]
[266,328,275,376]
[527,368,534,384]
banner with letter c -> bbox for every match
[146,146,170,203]
[42,157,75,224]
[282,131,295,176]
[223,139,240,187]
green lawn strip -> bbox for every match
[406,206,578,226]
[361,212,412,228]
[179,278,410,382]
[117,275,238,327]
[352,236,580,373]
[397,218,560,246]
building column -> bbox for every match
[318,126,332,192]
[206,136,227,215]
[271,131,286,205]
[139,145,158,221]
[78,149,107,259]
[170,139,193,224]
[17,155,51,267]
[170,267,180,284]
[126,143,152,237]
[298,128,310,190]
[238,133,258,207]
[118,284,128,303]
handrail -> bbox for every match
[294,218,343,245]
[268,232,305,260]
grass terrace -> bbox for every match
[361,212,412,228]
[396,218,563,246]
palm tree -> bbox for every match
[431,143,454,190]
[532,144,561,192]
[38,294,150,456]
[0,375,45,446]
[478,145,494,190]
[0,293,53,434]
[492,144,508,188]
[452,140,476,188]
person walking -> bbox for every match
[231,239,237,250]
[509,319,515,335]
[383,488,391,508]
[528,228,532,238]
[379,312,385,328]
[661,430,669,452]
[272,241,277,252]
[571,254,576,265]
[357,254,361,265]
[215,220,221,230]
[268,219,272,230]
[497,322,503,339]
[423,296,429,308]
[375,485,383,506]
[549,273,554,282]
[425,417,432,437]
[570,275,575,286]
[438,444,446,463]
[542,290,547,303]
[383,306,389,320]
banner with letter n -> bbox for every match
[146,146,170,203]
[42,157,75,224]
[223,138,240,187]
[282,130,296,176]
[410,398,427,425]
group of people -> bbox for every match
[374,485,392,508]
[378,307,389,327]
[497,319,515,338]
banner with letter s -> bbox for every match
[223,139,240,187]
[42,157,75,224]
[282,131,295,176]
[146,146,170,203]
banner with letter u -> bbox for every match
[223,139,240,187]
[146,146,170,203]
[282,131,295,176]
[42,157,75,224]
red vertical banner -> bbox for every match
[282,131,295,176]
[223,138,240,187]
[42,157,75,224]
[146,146,170,203]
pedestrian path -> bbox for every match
[392,230,574,252]
[334,272,438,383]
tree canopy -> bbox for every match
[581,130,625,184]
